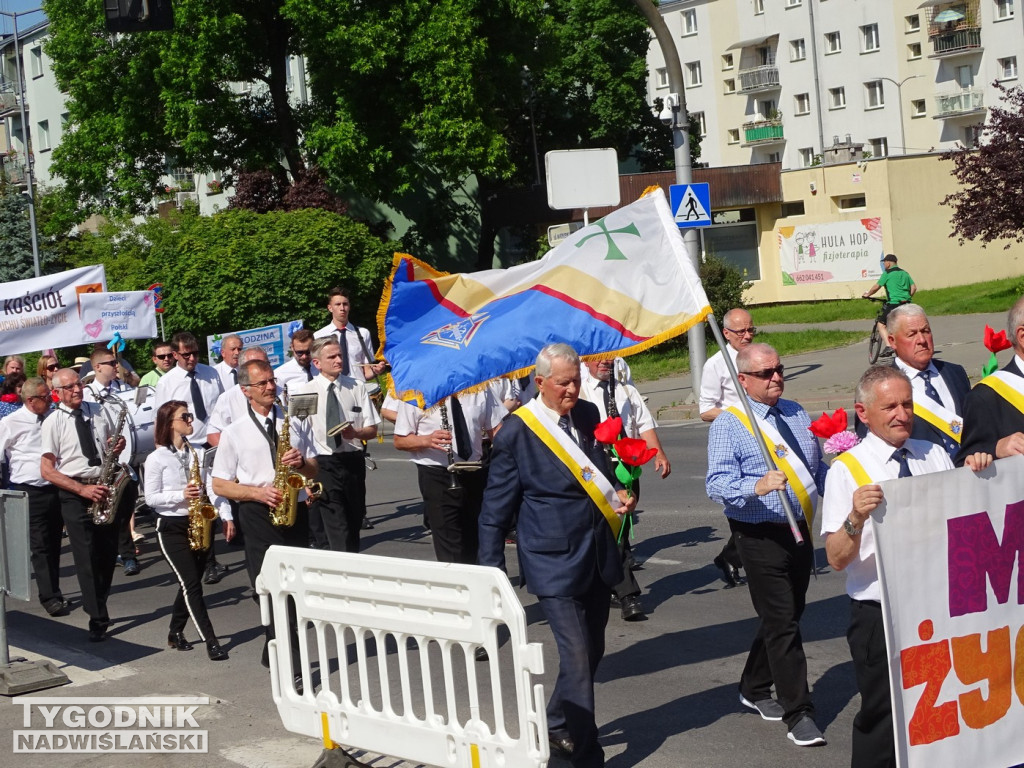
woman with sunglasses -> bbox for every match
[37,354,61,402]
[144,400,232,660]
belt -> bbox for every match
[851,598,881,607]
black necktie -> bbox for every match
[892,447,913,478]
[768,406,810,470]
[338,328,350,376]
[326,381,343,451]
[557,414,576,444]
[265,417,278,461]
[230,369,237,386]
[73,408,101,466]
[918,371,958,457]
[597,379,620,420]
[305,366,313,381]
[188,371,207,422]
[449,396,473,460]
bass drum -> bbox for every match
[113,386,157,467]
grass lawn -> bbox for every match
[630,329,867,382]
[750,277,1023,325]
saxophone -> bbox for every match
[89,403,131,525]
[269,399,322,527]
[186,443,218,551]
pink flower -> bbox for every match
[823,431,860,455]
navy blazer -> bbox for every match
[956,358,1024,465]
[478,399,623,598]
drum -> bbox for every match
[113,387,157,467]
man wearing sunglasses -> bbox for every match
[706,343,828,748]
[155,331,225,449]
[139,342,176,388]
[274,330,316,390]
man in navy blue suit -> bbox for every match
[479,343,634,768]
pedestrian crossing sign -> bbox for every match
[669,183,712,228]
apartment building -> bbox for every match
[647,0,1024,169]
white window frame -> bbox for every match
[861,24,880,53]
[727,128,740,144]
[724,78,736,94]
[685,61,703,88]
[829,86,846,109]
[37,119,50,151]
[999,56,1018,80]
[868,137,888,158]
[911,99,927,117]
[30,47,43,78]
[682,9,698,36]
[825,31,842,55]
[906,14,921,32]
[692,111,707,137]
[790,38,806,62]
[864,80,884,110]
[754,0,764,14]
[722,53,734,70]
[908,42,922,60]
[995,0,1015,21]
[799,147,815,168]
[656,67,669,88]
[785,0,802,6]
[794,93,810,115]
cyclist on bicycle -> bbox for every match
[863,253,916,354]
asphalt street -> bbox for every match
[0,310,1013,768]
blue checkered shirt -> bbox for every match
[706,397,827,525]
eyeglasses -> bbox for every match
[293,350,312,357]
[175,413,194,423]
[45,363,60,372]
[245,378,277,389]
[55,383,84,391]
[177,350,199,359]
[725,326,757,336]
[96,360,117,368]
[740,365,785,380]
[154,353,174,361]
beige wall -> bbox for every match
[743,153,1024,304]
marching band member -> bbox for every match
[145,400,230,660]
[314,286,386,384]
[274,330,316,390]
[155,331,225,449]
[213,334,243,391]
[40,368,126,643]
[207,347,282,447]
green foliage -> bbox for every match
[700,252,752,320]
[0,185,60,280]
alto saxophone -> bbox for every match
[269,399,322,527]
[186,442,218,551]
[89,402,131,525]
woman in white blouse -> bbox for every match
[144,400,232,660]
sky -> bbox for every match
[0,0,47,35]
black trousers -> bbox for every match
[539,575,612,768]
[313,451,367,553]
[718,533,743,569]
[60,489,120,633]
[12,484,64,604]
[849,599,896,768]
[416,463,487,565]
[116,479,140,560]
[730,517,814,729]
[155,515,216,642]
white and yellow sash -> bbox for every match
[977,371,1024,416]
[726,406,818,528]
[832,447,892,489]
[912,392,963,444]
[515,399,622,539]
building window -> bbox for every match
[996,0,1014,20]
[786,0,802,6]
[868,137,888,158]
[722,53,734,70]
[782,201,807,216]
[656,67,668,88]
[37,120,50,151]
[835,194,867,210]
[790,38,806,61]
[864,80,884,109]
[794,93,811,115]
[685,61,703,87]
[999,56,1018,80]
[30,47,43,78]
[799,148,815,168]
[825,32,842,55]
[724,78,736,94]
[965,125,982,147]
[754,0,764,14]
[692,111,707,137]
[766,151,782,163]
[906,14,920,32]
[908,42,922,60]
[727,128,740,144]
[912,99,927,117]
[703,208,760,280]
[682,9,698,35]
[861,24,880,53]
[829,86,846,109]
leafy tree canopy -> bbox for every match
[0,184,59,281]
[942,83,1024,249]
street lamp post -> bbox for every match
[877,75,921,156]
[1,8,44,278]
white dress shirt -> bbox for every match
[394,390,504,466]
[699,345,741,415]
[821,433,953,601]
[41,402,117,480]
[894,358,955,410]
[154,364,225,445]
[288,374,381,455]
[579,377,657,437]
[0,406,49,485]
[274,357,315,392]
[82,378,128,405]
[212,405,316,495]
[143,444,231,521]
[208,383,285,436]
[213,360,238,391]
[314,322,375,382]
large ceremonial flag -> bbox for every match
[379,187,711,408]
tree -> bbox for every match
[0,184,60,280]
[942,83,1024,248]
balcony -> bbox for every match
[0,87,22,118]
[738,63,780,94]
[742,119,785,146]
[1,156,27,185]
[929,27,982,58]
[933,88,985,119]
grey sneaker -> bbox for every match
[787,716,826,746]
[739,694,784,721]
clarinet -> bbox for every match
[437,400,461,490]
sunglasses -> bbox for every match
[96,360,118,368]
[741,365,785,380]
[45,364,60,372]
[176,413,194,423]
[154,353,175,361]
[177,350,199,359]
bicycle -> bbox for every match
[866,297,909,364]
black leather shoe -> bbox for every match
[361,517,374,530]
[168,632,193,651]
[713,555,738,588]
[206,640,229,661]
[203,561,226,585]
[43,597,70,617]
[620,595,645,621]
[474,647,489,662]
[731,565,746,586]
[88,627,107,642]
[549,734,574,758]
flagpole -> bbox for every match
[707,313,805,545]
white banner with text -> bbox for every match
[79,291,158,343]
[0,266,107,355]
[776,219,884,285]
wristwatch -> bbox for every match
[843,517,863,536]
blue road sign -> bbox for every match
[669,183,712,228]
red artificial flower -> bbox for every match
[594,416,623,445]
[613,437,658,467]
[984,324,1012,354]
[808,408,848,439]
[0,393,18,403]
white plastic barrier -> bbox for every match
[256,547,549,768]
